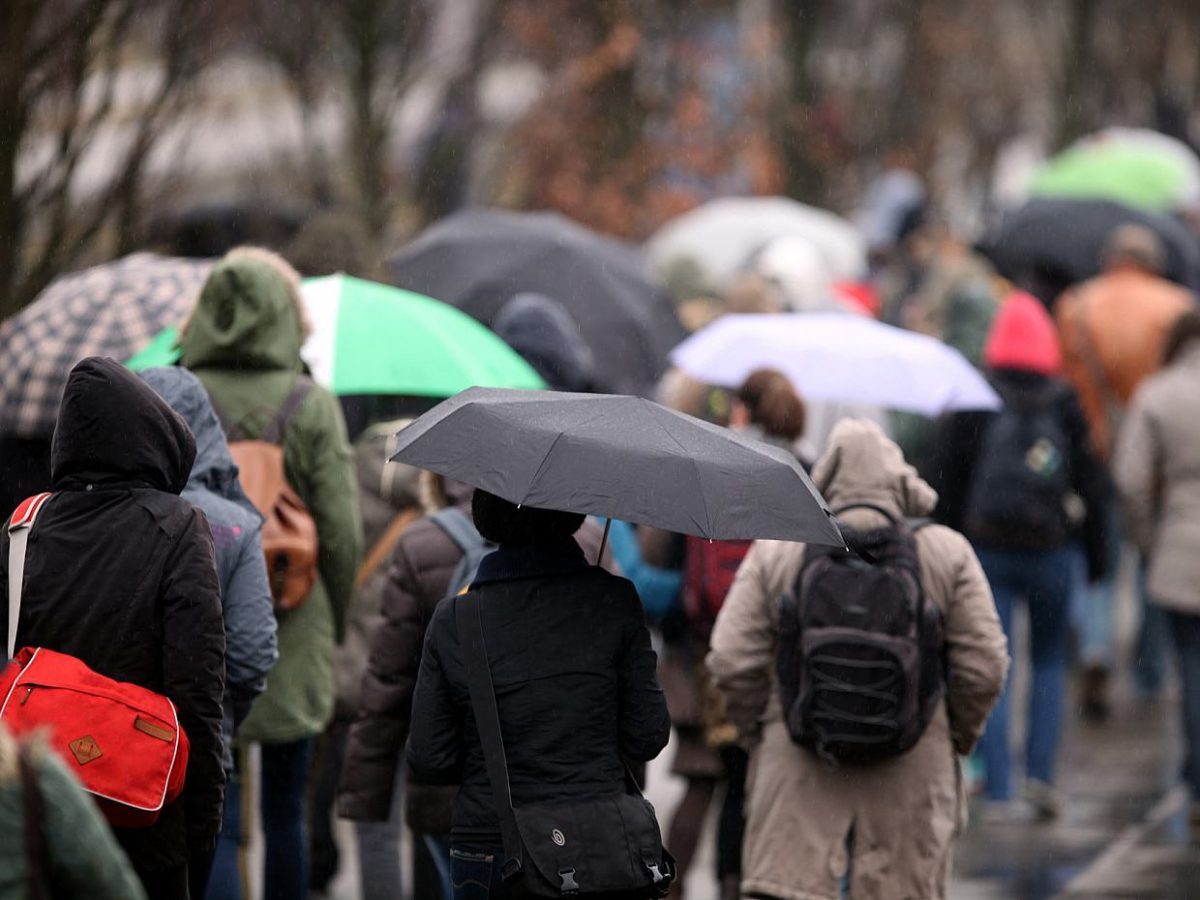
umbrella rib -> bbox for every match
[523,430,570,505]
[647,405,715,536]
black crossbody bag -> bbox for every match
[456,591,675,898]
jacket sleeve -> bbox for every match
[295,387,362,642]
[161,510,227,851]
[406,609,464,785]
[338,542,428,820]
[936,529,1009,755]
[37,749,149,900]
[615,581,671,762]
[1112,389,1161,555]
[223,525,277,729]
[1062,386,1112,581]
[923,411,985,532]
[707,541,778,744]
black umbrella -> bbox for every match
[985,197,1200,303]
[388,209,687,397]
[391,387,844,546]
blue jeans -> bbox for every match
[976,544,1077,802]
[207,738,315,900]
[450,848,510,900]
[1168,612,1200,797]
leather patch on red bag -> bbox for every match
[134,716,175,743]
[69,735,103,766]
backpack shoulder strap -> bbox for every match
[355,508,420,588]
[431,506,483,553]
[455,593,525,882]
[8,493,53,661]
[261,376,315,446]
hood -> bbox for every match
[492,293,596,392]
[178,249,308,372]
[983,291,1062,376]
[138,366,259,517]
[51,357,196,494]
[811,419,937,519]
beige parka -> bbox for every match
[708,420,1008,900]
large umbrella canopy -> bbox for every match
[388,209,685,397]
[670,313,1001,416]
[1030,128,1200,213]
[391,387,844,545]
[645,196,867,291]
[985,197,1200,303]
[126,274,546,395]
[0,253,213,439]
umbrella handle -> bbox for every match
[597,517,612,567]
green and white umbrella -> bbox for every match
[127,274,545,395]
[1030,127,1200,213]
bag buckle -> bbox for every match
[501,857,523,881]
[558,867,580,893]
[647,863,664,883]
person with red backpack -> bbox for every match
[668,369,806,900]
[1,357,226,899]
[926,292,1109,821]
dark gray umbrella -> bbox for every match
[985,197,1200,303]
[391,387,844,546]
[387,209,686,397]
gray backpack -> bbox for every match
[431,507,494,597]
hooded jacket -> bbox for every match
[707,420,1008,900]
[0,357,226,871]
[179,251,361,743]
[139,367,279,768]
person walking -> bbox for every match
[927,292,1108,819]
[139,367,279,897]
[0,357,226,899]
[1056,224,1194,711]
[1113,312,1200,819]
[0,724,148,900]
[178,247,362,900]
[407,489,671,899]
[708,419,1008,899]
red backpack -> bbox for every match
[2,493,190,828]
[682,535,753,639]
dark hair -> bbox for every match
[471,489,586,547]
[1163,311,1200,367]
[736,368,806,443]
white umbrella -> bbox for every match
[669,313,1001,416]
[646,196,866,291]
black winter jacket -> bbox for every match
[407,539,669,845]
[0,358,226,872]
[924,368,1111,581]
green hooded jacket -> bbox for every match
[180,254,362,743]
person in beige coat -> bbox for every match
[1113,311,1200,812]
[708,419,1009,900]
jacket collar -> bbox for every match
[471,538,589,587]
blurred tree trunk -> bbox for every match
[776,0,831,203]
[1055,0,1098,147]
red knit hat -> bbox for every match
[983,291,1062,376]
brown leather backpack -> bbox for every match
[215,378,319,612]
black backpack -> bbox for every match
[777,504,944,764]
[965,383,1073,550]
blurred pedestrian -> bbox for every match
[139,367,279,898]
[708,419,1007,899]
[493,293,598,393]
[179,247,362,900]
[407,490,671,899]
[0,725,148,899]
[1056,224,1194,710]
[0,357,226,899]
[927,293,1108,819]
[1113,312,1200,821]
[310,423,421,899]
[668,369,806,900]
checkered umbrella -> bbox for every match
[0,253,213,439]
